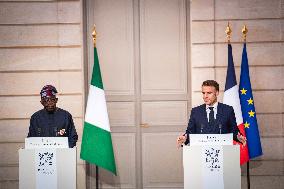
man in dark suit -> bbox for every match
[28,85,78,148]
[177,80,246,147]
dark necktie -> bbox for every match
[209,107,214,125]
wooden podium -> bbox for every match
[183,134,241,189]
[19,137,77,189]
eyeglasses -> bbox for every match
[41,97,57,103]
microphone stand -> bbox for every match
[54,127,58,137]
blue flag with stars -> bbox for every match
[239,43,263,159]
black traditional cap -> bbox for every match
[40,85,58,98]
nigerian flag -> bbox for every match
[80,47,117,175]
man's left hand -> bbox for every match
[58,129,66,136]
[237,132,247,146]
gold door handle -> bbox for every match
[140,123,149,128]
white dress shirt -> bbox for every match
[206,102,218,122]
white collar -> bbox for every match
[206,102,218,110]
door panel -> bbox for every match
[140,0,187,95]
[142,133,183,189]
[93,0,135,96]
[92,133,136,188]
[108,102,136,127]
[141,101,188,126]
[140,1,186,187]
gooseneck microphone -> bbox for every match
[54,127,58,137]
[218,124,222,134]
[200,124,204,133]
[37,128,41,136]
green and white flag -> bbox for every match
[80,47,116,175]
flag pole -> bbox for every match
[242,24,250,189]
[247,162,250,189]
[96,166,99,189]
[92,25,99,189]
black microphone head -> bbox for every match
[218,123,222,134]
[53,127,58,136]
[37,128,41,136]
[200,124,204,133]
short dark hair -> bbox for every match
[202,80,219,91]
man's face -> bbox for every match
[41,97,58,112]
[202,86,219,106]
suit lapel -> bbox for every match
[216,102,222,126]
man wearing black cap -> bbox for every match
[27,85,78,148]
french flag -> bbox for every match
[223,44,249,165]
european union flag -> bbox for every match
[239,43,263,159]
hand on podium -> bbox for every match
[58,129,66,136]
[237,132,247,146]
[177,134,187,148]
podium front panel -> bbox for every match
[183,145,240,189]
[183,146,203,189]
[19,149,36,189]
[223,145,241,188]
[56,148,76,189]
[19,148,76,189]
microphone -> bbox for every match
[180,133,187,147]
[54,127,58,137]
[37,128,41,136]
[200,124,204,133]
[218,124,222,134]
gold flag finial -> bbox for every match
[242,24,248,42]
[225,22,232,43]
[92,25,97,47]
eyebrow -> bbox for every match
[202,92,212,94]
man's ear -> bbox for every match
[216,90,219,96]
[55,98,58,103]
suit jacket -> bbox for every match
[185,102,240,144]
[28,108,78,148]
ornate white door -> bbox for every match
[86,0,190,188]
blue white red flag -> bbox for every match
[223,43,249,165]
